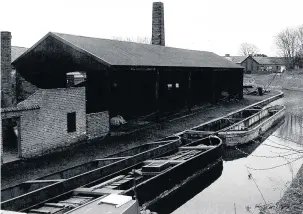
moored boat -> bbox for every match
[1,136,181,211]
[2,136,222,214]
[86,136,223,208]
[182,106,262,139]
[182,105,285,146]
[218,105,285,146]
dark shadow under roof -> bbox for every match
[13,32,242,69]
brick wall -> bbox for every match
[18,87,87,158]
[1,31,14,108]
[86,111,109,139]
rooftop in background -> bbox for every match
[253,57,286,65]
[225,55,286,65]
[13,32,242,69]
[225,56,248,64]
[11,46,27,62]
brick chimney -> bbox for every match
[152,2,165,46]
[1,31,15,107]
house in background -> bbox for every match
[225,55,258,74]
[224,54,287,73]
[253,57,287,73]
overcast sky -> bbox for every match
[2,0,303,56]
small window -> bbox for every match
[175,83,179,88]
[167,84,173,90]
[67,112,76,132]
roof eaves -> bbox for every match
[1,105,40,113]
[51,32,112,68]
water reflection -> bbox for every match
[148,160,223,214]
[276,112,303,144]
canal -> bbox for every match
[151,89,303,214]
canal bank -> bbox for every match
[1,91,282,189]
[170,89,303,214]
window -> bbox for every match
[67,112,76,132]
[167,84,173,90]
[175,83,179,88]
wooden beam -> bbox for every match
[23,179,65,184]
[186,71,192,111]
[155,69,160,120]
[90,175,125,190]
[179,146,216,150]
[144,160,185,164]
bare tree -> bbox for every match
[239,43,260,56]
[112,36,151,44]
[275,28,298,69]
[296,25,303,67]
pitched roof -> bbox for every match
[225,55,287,66]
[11,46,27,62]
[225,56,247,64]
[253,57,286,65]
[14,32,242,69]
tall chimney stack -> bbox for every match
[1,31,14,107]
[152,2,165,46]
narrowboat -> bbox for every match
[218,105,285,146]
[182,105,285,146]
[1,136,222,214]
[1,136,181,211]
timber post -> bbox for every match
[155,69,160,121]
[186,71,192,112]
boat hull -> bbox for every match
[219,106,285,146]
[1,137,181,211]
[123,136,223,206]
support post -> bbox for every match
[155,69,160,121]
[211,69,217,104]
[186,71,192,112]
[238,68,244,99]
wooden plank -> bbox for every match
[26,209,52,214]
[44,203,66,208]
[73,187,94,194]
[92,188,124,195]
[144,160,185,164]
[23,179,65,184]
[90,175,125,190]
[179,146,216,150]
[95,157,131,161]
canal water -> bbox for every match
[151,90,303,214]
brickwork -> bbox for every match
[86,111,109,139]
[1,31,14,107]
[152,2,165,46]
[17,87,87,158]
